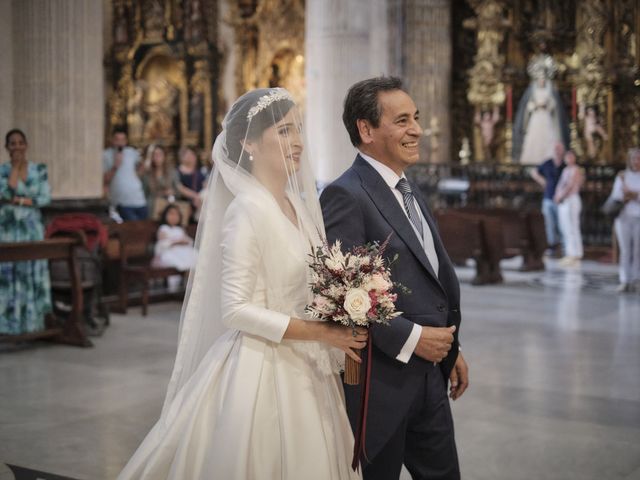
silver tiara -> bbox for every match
[246,89,293,120]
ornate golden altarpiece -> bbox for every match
[106,0,305,158]
[106,0,219,157]
[452,0,640,165]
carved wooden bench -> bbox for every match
[455,207,547,272]
[108,220,191,316]
[436,210,505,285]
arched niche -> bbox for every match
[127,47,188,148]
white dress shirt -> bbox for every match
[358,151,439,363]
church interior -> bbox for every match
[1,1,639,479]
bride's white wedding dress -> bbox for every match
[118,193,360,480]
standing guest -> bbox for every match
[174,146,206,220]
[142,144,175,219]
[103,127,148,221]
[609,148,640,293]
[530,141,566,256]
[554,150,585,266]
[0,129,52,334]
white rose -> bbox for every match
[343,288,372,321]
[365,273,392,292]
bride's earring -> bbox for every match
[249,153,254,162]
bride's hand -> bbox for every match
[319,323,368,363]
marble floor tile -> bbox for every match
[1,261,639,480]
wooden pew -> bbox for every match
[455,207,547,272]
[108,220,188,316]
[0,235,91,347]
[436,210,504,285]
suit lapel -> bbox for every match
[353,156,444,291]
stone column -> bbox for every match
[0,1,14,143]
[402,0,452,163]
[11,0,104,199]
[305,0,390,183]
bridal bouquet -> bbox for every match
[305,236,403,384]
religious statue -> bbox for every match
[127,82,146,142]
[143,0,165,40]
[114,4,129,45]
[185,0,205,45]
[474,105,500,161]
[267,51,306,108]
[512,53,570,165]
[459,137,471,165]
[580,104,608,160]
[143,78,179,143]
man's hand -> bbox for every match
[414,325,456,363]
[449,352,469,401]
[530,169,546,189]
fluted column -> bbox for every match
[0,1,14,142]
[305,0,390,183]
[11,0,104,199]
[402,0,451,163]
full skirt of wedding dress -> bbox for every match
[520,110,559,165]
[117,329,360,480]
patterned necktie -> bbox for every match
[396,178,424,238]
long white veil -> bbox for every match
[161,88,326,416]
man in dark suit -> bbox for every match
[320,77,469,480]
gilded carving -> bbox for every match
[142,0,166,42]
[465,0,510,161]
[227,0,305,98]
[453,1,638,166]
[106,0,219,152]
[573,0,611,162]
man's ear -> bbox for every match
[356,119,374,145]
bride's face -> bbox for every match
[251,108,303,177]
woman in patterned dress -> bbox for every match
[0,129,52,335]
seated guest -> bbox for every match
[0,129,52,334]
[142,144,175,220]
[174,146,207,220]
[103,127,148,221]
[152,204,197,292]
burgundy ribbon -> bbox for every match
[351,331,373,471]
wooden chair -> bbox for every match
[109,220,187,316]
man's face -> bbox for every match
[553,142,565,163]
[365,90,422,173]
[112,132,127,148]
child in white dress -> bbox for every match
[152,204,197,291]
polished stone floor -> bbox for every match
[1,259,639,480]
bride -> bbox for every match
[118,89,365,480]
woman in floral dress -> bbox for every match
[0,129,52,334]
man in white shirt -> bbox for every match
[321,77,468,480]
[103,127,148,221]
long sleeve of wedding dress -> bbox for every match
[118,194,360,480]
[220,196,291,343]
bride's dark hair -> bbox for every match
[225,89,295,168]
